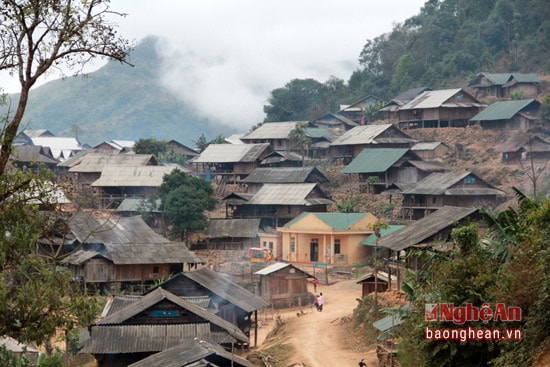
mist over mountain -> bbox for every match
[8,37,238,147]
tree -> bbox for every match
[133,138,168,156]
[0,0,130,357]
[195,133,208,152]
[288,122,311,163]
[158,169,216,241]
[0,0,132,174]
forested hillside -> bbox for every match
[264,0,549,122]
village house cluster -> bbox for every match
[6,72,550,366]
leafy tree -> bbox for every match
[133,138,168,156]
[211,134,225,144]
[288,122,311,162]
[195,133,208,152]
[0,0,131,173]
[158,169,216,241]
[263,78,342,122]
[0,0,129,355]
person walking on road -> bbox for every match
[317,293,324,312]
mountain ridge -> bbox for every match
[7,36,237,147]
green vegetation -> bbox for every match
[158,169,217,241]
[388,190,550,366]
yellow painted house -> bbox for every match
[277,212,378,265]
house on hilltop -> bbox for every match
[338,95,384,123]
[223,183,333,228]
[380,87,431,123]
[243,167,328,194]
[399,171,505,219]
[240,121,308,151]
[341,148,423,193]
[470,99,541,130]
[468,72,541,99]
[329,124,417,164]
[397,88,485,129]
[311,112,358,133]
[494,134,550,162]
[192,143,272,184]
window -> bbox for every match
[263,241,267,248]
[268,242,273,250]
[153,266,159,274]
[334,239,341,254]
[290,237,296,252]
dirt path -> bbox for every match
[253,279,378,367]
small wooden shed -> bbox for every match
[255,262,315,309]
[356,272,392,298]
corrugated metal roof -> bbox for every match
[128,339,257,367]
[247,183,318,205]
[66,213,204,264]
[180,268,270,311]
[80,325,237,354]
[68,152,155,172]
[400,89,464,110]
[411,142,446,151]
[10,145,59,164]
[372,305,409,332]
[91,165,178,187]
[97,288,249,341]
[193,143,270,163]
[470,99,537,121]
[242,121,308,140]
[116,198,161,212]
[494,135,550,153]
[377,206,478,251]
[206,219,261,238]
[69,213,172,245]
[406,160,447,172]
[244,167,327,183]
[341,148,410,174]
[445,188,505,196]
[254,262,315,278]
[401,172,472,195]
[305,127,331,138]
[361,225,406,245]
[329,124,393,146]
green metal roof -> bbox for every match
[470,99,537,121]
[341,148,410,174]
[510,73,540,83]
[305,127,331,138]
[480,73,512,85]
[283,212,369,230]
[361,225,406,246]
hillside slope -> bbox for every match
[7,37,237,147]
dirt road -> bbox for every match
[253,279,379,367]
